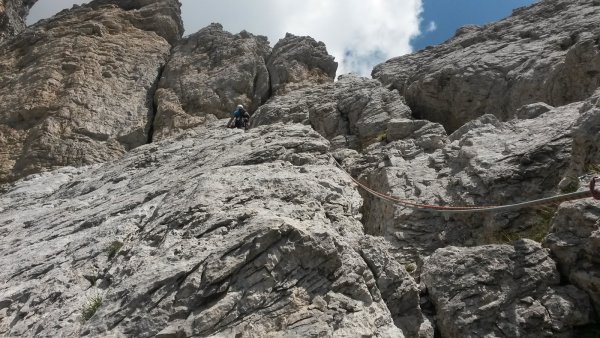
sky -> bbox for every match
[27,0,537,76]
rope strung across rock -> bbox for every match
[330,155,600,214]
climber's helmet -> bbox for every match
[237,104,244,110]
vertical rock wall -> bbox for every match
[153,28,337,141]
[0,0,182,184]
[373,0,600,132]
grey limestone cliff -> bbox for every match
[153,26,337,141]
[0,0,182,184]
[373,0,600,132]
[1,0,599,337]
[0,123,421,337]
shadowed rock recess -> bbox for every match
[0,0,39,42]
[1,0,599,337]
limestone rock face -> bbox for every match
[543,200,600,312]
[0,0,38,42]
[251,74,412,149]
[2,0,600,336]
[359,236,433,338]
[268,33,337,95]
[566,88,600,178]
[373,0,600,132]
[0,123,423,337]
[0,0,181,184]
[155,23,271,129]
[154,26,339,141]
[421,240,593,338]
[342,101,581,263]
[89,0,184,44]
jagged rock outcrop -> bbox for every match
[2,0,599,336]
[373,0,600,132]
[268,33,337,95]
[0,0,182,184]
[543,199,600,313]
[0,122,425,337]
[89,0,184,44]
[153,26,338,141]
[155,23,271,131]
[0,0,38,42]
[338,99,582,263]
[421,240,593,337]
[251,74,412,149]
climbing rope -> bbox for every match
[330,155,600,214]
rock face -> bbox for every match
[0,123,422,337]
[373,0,600,132]
[0,0,38,42]
[340,100,581,264]
[268,33,337,95]
[156,23,271,125]
[2,0,600,336]
[566,89,600,178]
[251,74,412,149]
[544,200,600,313]
[0,0,181,184]
[89,0,183,44]
[153,27,337,141]
[421,240,592,337]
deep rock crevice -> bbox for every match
[147,64,167,144]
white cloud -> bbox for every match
[270,0,423,76]
[28,0,424,77]
[27,0,89,23]
[426,21,437,32]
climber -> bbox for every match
[227,104,250,130]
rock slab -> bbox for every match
[0,123,422,337]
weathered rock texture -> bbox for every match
[422,240,593,337]
[0,0,182,184]
[89,0,183,44]
[153,27,337,141]
[339,100,582,264]
[373,0,600,132]
[251,74,412,150]
[544,199,600,313]
[0,123,424,337]
[156,23,271,124]
[2,0,600,336]
[566,88,600,178]
[268,33,337,95]
[0,0,38,42]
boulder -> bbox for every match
[421,240,593,337]
[373,0,600,132]
[0,0,181,184]
[515,102,554,120]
